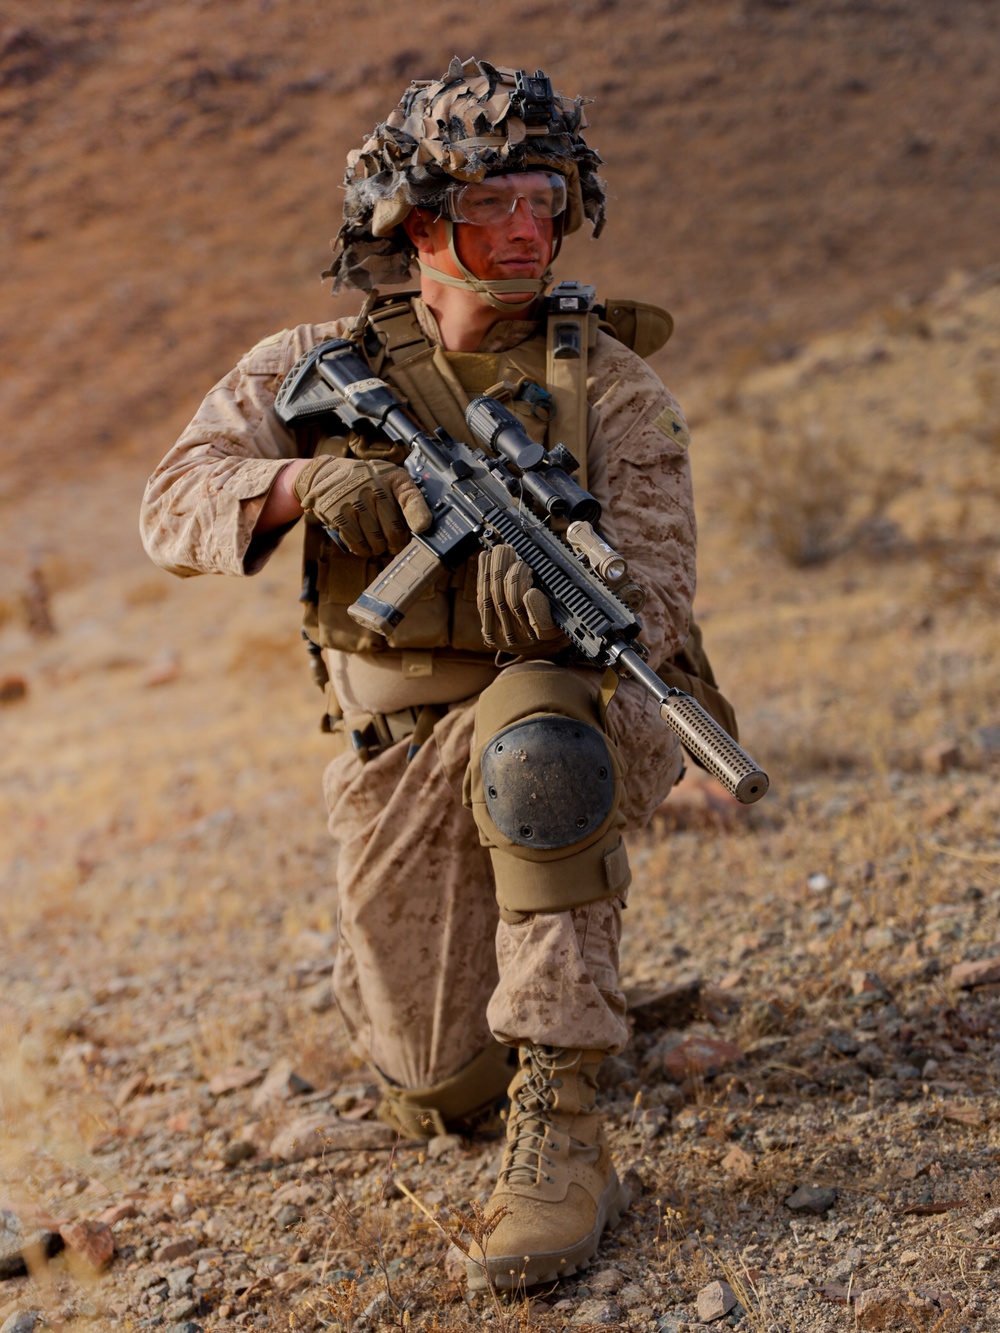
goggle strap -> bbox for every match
[414,221,552,312]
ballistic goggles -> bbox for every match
[442,171,568,226]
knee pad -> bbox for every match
[481,716,615,849]
[466,665,631,916]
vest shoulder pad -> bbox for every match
[600,298,674,359]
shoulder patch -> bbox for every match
[654,405,691,450]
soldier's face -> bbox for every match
[453,197,555,293]
[406,195,554,302]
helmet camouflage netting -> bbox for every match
[325,56,607,293]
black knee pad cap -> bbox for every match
[480,716,615,850]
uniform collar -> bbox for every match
[412,297,542,355]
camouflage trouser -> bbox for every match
[322,666,683,1093]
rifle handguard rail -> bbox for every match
[275,338,770,804]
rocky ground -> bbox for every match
[3,3,1000,1330]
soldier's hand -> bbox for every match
[293,456,432,557]
[477,544,569,653]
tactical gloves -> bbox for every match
[477,544,568,653]
[293,456,432,557]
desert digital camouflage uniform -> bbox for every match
[141,297,695,1096]
[142,56,708,1290]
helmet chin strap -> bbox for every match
[416,219,554,313]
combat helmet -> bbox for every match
[325,57,606,309]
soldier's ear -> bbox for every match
[402,209,445,253]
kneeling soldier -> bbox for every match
[141,57,724,1291]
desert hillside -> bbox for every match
[2,3,1000,1331]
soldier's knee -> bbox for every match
[466,665,631,916]
[481,715,616,849]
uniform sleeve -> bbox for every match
[587,334,697,669]
[139,322,345,577]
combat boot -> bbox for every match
[466,1044,629,1293]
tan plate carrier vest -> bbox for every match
[297,287,739,740]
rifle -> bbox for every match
[276,338,769,804]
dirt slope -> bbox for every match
[2,0,1000,546]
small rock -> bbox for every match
[633,1108,669,1140]
[674,1107,708,1133]
[155,1237,199,1262]
[98,1201,138,1226]
[305,981,335,1013]
[588,1268,625,1294]
[597,1054,635,1089]
[167,1266,196,1297]
[425,1133,462,1160]
[268,1112,395,1162]
[273,1205,303,1232]
[1,1313,45,1333]
[654,1034,744,1083]
[785,1184,837,1214]
[950,956,1000,988]
[220,1139,256,1167]
[972,1206,1000,1235]
[165,1298,200,1322]
[869,1076,899,1102]
[653,1318,686,1333]
[251,1062,314,1110]
[826,1029,860,1056]
[807,872,832,892]
[330,1083,371,1113]
[863,926,896,952]
[207,1065,265,1096]
[696,1278,738,1321]
[976,722,1000,754]
[855,1043,885,1075]
[922,740,961,775]
[848,970,892,1004]
[60,1218,114,1271]
[569,1297,623,1325]
[899,1249,920,1265]
[854,1287,935,1329]
[443,1245,467,1282]
[720,1145,756,1179]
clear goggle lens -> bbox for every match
[445,172,567,226]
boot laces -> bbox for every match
[499,1047,564,1186]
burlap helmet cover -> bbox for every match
[326,57,606,293]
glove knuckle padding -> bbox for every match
[477,544,561,652]
[465,665,630,915]
[294,457,427,555]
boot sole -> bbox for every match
[466,1170,630,1294]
